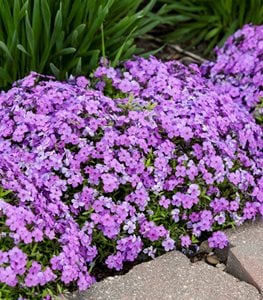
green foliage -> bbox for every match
[254,97,263,125]
[0,0,161,89]
[157,0,263,55]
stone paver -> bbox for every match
[216,217,263,292]
[64,251,261,300]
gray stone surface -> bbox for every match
[65,251,261,300]
[216,218,263,292]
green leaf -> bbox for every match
[0,41,13,61]
[0,0,14,38]
[13,0,21,25]
[75,57,82,75]
[77,6,106,54]
[85,50,100,72]
[53,47,76,57]
[18,0,29,21]
[32,0,41,62]
[50,4,63,48]
[140,44,165,58]
[101,23,105,58]
[205,27,221,40]
[112,26,137,67]
[50,62,60,78]
[69,24,86,45]
[191,235,199,243]
[17,44,31,56]
[25,11,34,55]
[40,0,51,37]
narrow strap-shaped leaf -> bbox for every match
[86,0,98,27]
[101,23,105,58]
[55,30,65,52]
[112,26,137,67]
[67,24,86,46]
[25,11,34,55]
[7,31,18,77]
[9,30,18,53]
[17,44,31,56]
[122,44,137,60]
[53,47,76,57]
[18,1,29,23]
[41,0,51,37]
[0,41,14,61]
[0,0,14,38]
[13,0,21,26]
[75,57,82,75]
[140,44,165,58]
[32,0,41,65]
[135,19,160,36]
[85,50,100,73]
[39,42,52,73]
[50,4,63,48]
[205,27,221,41]
[67,0,86,29]
[50,62,60,78]
[77,4,108,54]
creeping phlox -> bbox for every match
[201,24,263,114]
[0,25,263,299]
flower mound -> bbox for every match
[201,24,263,115]
[0,45,263,299]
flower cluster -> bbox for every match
[0,26,262,299]
[201,24,263,116]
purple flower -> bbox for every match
[159,196,171,208]
[171,209,180,222]
[180,235,191,248]
[76,76,89,88]
[208,231,228,249]
[162,237,175,251]
[105,252,124,271]
[214,212,226,225]
[143,246,156,259]
[101,173,119,193]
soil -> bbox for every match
[135,26,215,65]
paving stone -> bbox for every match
[216,218,263,292]
[65,251,261,300]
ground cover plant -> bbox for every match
[201,24,263,124]
[0,0,160,89]
[0,25,263,299]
